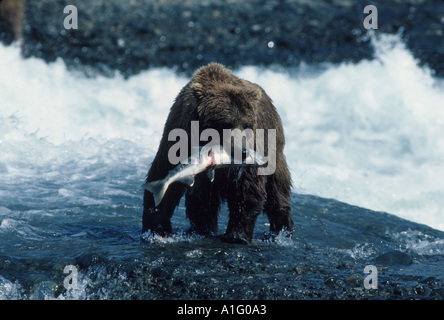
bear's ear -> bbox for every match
[242,86,263,104]
[190,82,206,101]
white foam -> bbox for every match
[0,275,23,300]
[140,230,203,244]
[0,44,187,147]
[338,243,379,260]
[391,230,444,256]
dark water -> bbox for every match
[1,183,443,300]
[22,0,444,78]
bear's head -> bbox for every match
[191,63,263,158]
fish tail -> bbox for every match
[142,179,168,207]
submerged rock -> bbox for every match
[345,274,363,286]
[375,251,412,266]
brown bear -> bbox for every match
[142,63,293,244]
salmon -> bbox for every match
[142,146,264,206]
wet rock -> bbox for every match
[324,276,344,288]
[151,266,163,278]
[375,251,412,266]
[75,252,107,269]
[345,274,363,286]
[293,265,305,275]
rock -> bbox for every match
[151,266,163,278]
[324,276,344,288]
[375,251,412,266]
[345,274,363,286]
[75,252,106,269]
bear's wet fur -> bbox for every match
[143,63,293,244]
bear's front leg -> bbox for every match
[142,190,172,236]
[222,175,266,244]
[185,174,221,236]
[222,199,264,244]
[142,183,185,236]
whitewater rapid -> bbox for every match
[1,32,443,231]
